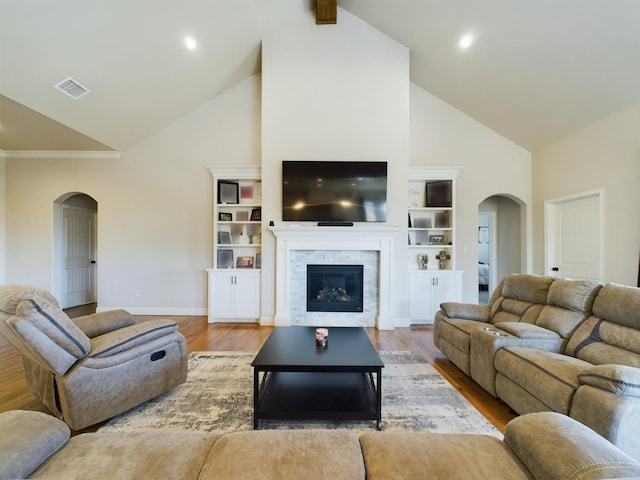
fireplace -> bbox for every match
[307,264,364,313]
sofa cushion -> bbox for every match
[491,298,545,325]
[0,410,70,480]
[495,322,561,340]
[566,317,640,367]
[199,430,365,480]
[30,431,218,479]
[15,296,91,359]
[592,283,640,329]
[578,364,640,397]
[359,431,531,480]
[505,412,640,480]
[494,347,590,414]
[0,284,59,315]
[501,274,555,304]
[547,278,602,313]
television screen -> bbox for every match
[282,161,387,222]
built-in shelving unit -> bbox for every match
[407,166,463,324]
[207,166,261,323]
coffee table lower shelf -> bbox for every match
[254,371,381,430]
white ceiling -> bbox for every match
[1,0,639,153]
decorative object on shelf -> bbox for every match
[437,250,451,270]
[315,328,328,347]
[236,256,254,268]
[255,253,261,269]
[218,231,231,244]
[251,207,261,221]
[415,231,429,245]
[408,188,422,207]
[425,180,452,207]
[230,224,244,243]
[218,180,239,204]
[236,211,249,221]
[413,218,432,228]
[435,212,449,228]
[219,212,232,221]
[429,234,445,245]
[217,249,233,268]
[417,254,429,270]
[240,185,254,201]
[246,223,260,244]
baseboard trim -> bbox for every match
[96,306,207,316]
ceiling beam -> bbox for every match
[316,0,337,25]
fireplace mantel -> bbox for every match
[269,225,400,330]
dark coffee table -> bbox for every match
[251,326,384,430]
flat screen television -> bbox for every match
[282,161,387,222]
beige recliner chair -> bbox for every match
[0,285,188,430]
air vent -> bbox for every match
[54,77,90,100]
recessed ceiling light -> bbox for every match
[458,33,474,49]
[184,36,197,50]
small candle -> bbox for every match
[315,328,329,346]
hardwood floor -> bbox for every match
[0,304,516,433]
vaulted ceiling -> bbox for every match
[1,0,639,153]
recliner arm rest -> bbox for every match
[439,302,490,322]
[505,412,640,480]
[72,309,136,338]
[0,410,70,480]
[494,322,561,340]
[88,319,179,358]
[578,365,640,397]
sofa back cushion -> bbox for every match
[489,274,555,325]
[566,284,640,366]
[536,279,602,340]
[0,284,60,315]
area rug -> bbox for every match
[98,351,500,436]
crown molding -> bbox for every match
[0,150,121,159]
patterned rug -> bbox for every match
[98,351,500,436]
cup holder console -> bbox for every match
[482,327,509,337]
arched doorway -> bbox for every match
[53,193,98,308]
[478,194,524,304]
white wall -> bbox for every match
[4,6,535,318]
[260,6,410,323]
[5,75,261,312]
[533,102,640,286]
[410,85,532,301]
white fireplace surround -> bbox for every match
[270,225,400,330]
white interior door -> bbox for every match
[545,189,603,281]
[62,205,96,308]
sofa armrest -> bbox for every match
[72,309,136,338]
[505,412,640,480]
[0,410,70,480]
[88,319,179,358]
[440,302,490,322]
[494,322,561,340]
[578,364,640,397]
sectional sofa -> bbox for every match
[2,409,640,480]
[434,273,640,461]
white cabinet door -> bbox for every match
[409,270,462,324]
[208,270,260,322]
[409,272,435,322]
[431,271,462,312]
[233,271,260,318]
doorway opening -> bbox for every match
[478,195,525,304]
[53,193,98,309]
